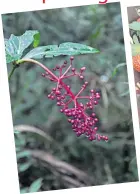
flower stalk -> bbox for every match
[8,56,108,142]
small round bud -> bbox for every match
[71,68,75,72]
[41,73,46,77]
[64,109,69,113]
[80,75,84,79]
[57,102,61,106]
[92,113,96,117]
[57,97,61,101]
[104,136,109,141]
[70,56,74,60]
[88,135,96,141]
[80,67,86,71]
[90,89,95,93]
[68,119,71,123]
[61,95,65,99]
[51,96,55,100]
[67,85,70,89]
[58,85,62,90]
[87,117,91,121]
[96,95,100,100]
[82,84,86,88]
[56,90,61,95]
[48,94,51,98]
[56,65,60,69]
[94,127,98,131]
[80,103,84,108]
[94,101,98,105]
[71,120,75,124]
[94,118,98,122]
[60,109,64,113]
[76,131,82,137]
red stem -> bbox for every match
[19,58,83,110]
[20,58,58,81]
[20,58,76,100]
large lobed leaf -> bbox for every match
[5,30,99,63]
[5,30,39,63]
[22,42,99,59]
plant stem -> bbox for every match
[77,96,90,99]
[18,58,58,81]
[8,65,17,80]
[16,59,79,106]
[18,58,76,100]
[11,58,87,118]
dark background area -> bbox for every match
[2,2,139,193]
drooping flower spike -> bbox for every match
[42,56,108,142]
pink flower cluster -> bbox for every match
[41,57,108,142]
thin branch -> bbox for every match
[8,65,17,80]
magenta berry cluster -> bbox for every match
[41,56,108,142]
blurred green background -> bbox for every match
[2,2,139,193]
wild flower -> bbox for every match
[41,56,108,142]
[5,30,108,142]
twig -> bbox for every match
[27,149,93,185]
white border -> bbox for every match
[0,0,118,14]
[0,1,140,194]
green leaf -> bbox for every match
[17,150,31,159]
[22,46,56,59]
[18,162,32,172]
[20,187,29,194]
[136,31,140,38]
[5,30,39,63]
[91,28,101,39]
[22,42,99,59]
[15,134,26,147]
[14,129,21,134]
[112,63,126,77]
[129,21,140,31]
[33,32,40,48]
[45,42,99,57]
[133,34,139,44]
[29,178,43,193]
[129,157,139,178]
[131,44,140,56]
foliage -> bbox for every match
[5,31,99,64]
[129,21,140,31]
[6,29,106,142]
[5,31,39,63]
[129,20,140,55]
